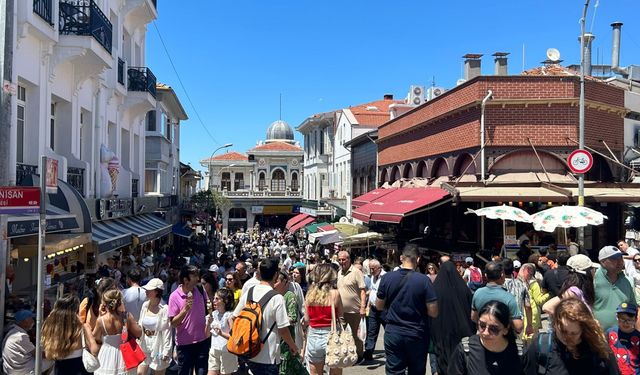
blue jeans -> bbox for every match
[384,331,428,375]
[247,361,279,375]
[176,337,210,375]
[365,306,385,353]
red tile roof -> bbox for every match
[250,142,302,152]
[348,98,403,127]
[202,151,248,162]
[521,64,600,81]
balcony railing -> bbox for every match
[59,0,113,54]
[222,190,302,198]
[117,58,125,85]
[33,0,54,25]
[67,167,85,196]
[132,179,139,198]
[16,164,38,186]
[128,67,156,98]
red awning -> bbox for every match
[352,187,450,224]
[286,213,309,230]
[352,188,397,208]
[318,224,336,232]
[289,216,316,233]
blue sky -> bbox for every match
[146,1,640,174]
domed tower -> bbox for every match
[265,120,295,144]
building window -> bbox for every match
[146,110,156,131]
[234,173,244,190]
[258,172,266,191]
[49,102,56,150]
[291,172,299,191]
[319,130,324,154]
[17,86,26,163]
[221,172,231,191]
[271,169,285,191]
[165,116,172,141]
[145,169,157,193]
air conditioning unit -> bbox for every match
[427,87,446,100]
[408,85,425,106]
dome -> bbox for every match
[266,120,294,142]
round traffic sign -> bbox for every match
[567,149,593,174]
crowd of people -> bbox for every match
[3,226,640,375]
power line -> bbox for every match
[145,4,220,146]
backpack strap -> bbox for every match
[515,337,524,357]
[461,336,471,372]
[257,289,279,344]
[536,332,553,375]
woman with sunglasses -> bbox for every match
[426,263,438,283]
[223,272,242,307]
[448,300,524,375]
[523,298,620,375]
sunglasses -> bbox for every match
[635,259,640,263]
[225,278,234,281]
[478,321,502,336]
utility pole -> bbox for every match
[578,0,590,247]
[0,0,15,342]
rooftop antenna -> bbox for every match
[522,43,525,72]
[431,76,436,88]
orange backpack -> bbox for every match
[227,286,278,359]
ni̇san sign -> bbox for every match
[0,187,40,214]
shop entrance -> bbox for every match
[228,207,248,234]
[254,214,294,230]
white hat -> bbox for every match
[598,245,625,262]
[143,278,164,291]
[208,264,219,273]
[513,260,522,269]
[567,254,598,275]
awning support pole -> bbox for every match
[527,138,552,182]
[600,140,620,163]
[452,139,488,189]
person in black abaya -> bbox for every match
[430,261,475,374]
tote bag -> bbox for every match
[325,295,358,368]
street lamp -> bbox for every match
[208,143,233,190]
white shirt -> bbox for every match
[624,247,639,279]
[123,286,147,321]
[2,325,35,374]
[210,310,233,350]
[368,270,386,307]
[240,276,261,296]
[233,284,290,364]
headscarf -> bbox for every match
[430,261,475,374]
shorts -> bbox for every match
[305,326,331,364]
[208,346,239,374]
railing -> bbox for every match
[117,58,125,85]
[59,0,113,54]
[33,0,54,25]
[222,190,302,198]
[128,67,156,98]
[16,164,38,186]
[131,179,139,197]
[67,167,85,196]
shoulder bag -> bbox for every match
[325,292,358,368]
[120,316,146,370]
[81,328,100,372]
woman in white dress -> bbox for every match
[92,289,142,375]
[137,278,172,375]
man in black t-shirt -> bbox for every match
[541,252,570,298]
[377,245,438,375]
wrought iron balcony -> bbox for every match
[33,0,54,25]
[16,164,38,186]
[128,67,156,98]
[67,167,85,197]
[117,58,125,85]
[132,179,139,198]
[59,0,113,54]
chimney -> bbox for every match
[611,22,627,75]
[463,54,483,80]
[493,52,509,76]
[383,94,394,100]
[578,33,595,76]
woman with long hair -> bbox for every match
[223,271,242,307]
[202,272,219,313]
[524,298,619,375]
[291,265,308,296]
[137,278,172,375]
[42,294,99,374]
[519,263,550,342]
[426,263,438,283]
[449,301,524,375]
[542,255,596,316]
[304,263,343,375]
[79,277,117,330]
[431,261,475,375]
[92,289,142,375]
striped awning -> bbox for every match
[92,214,171,253]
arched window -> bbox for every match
[291,172,299,191]
[221,172,231,191]
[271,169,286,191]
[258,172,266,191]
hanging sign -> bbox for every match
[567,149,593,174]
[0,187,41,214]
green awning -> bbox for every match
[305,222,331,233]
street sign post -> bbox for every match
[567,149,594,175]
[0,186,40,214]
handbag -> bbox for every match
[120,320,146,370]
[81,329,100,372]
[325,295,358,368]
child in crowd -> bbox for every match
[207,288,237,375]
[606,302,640,374]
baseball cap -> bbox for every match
[208,264,219,273]
[616,302,638,316]
[465,257,474,264]
[567,254,598,275]
[142,278,164,291]
[599,245,625,262]
[14,309,34,323]
[513,260,522,269]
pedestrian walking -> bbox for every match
[337,250,367,362]
[123,268,147,321]
[206,288,237,375]
[594,246,636,331]
[363,259,386,362]
[138,278,172,374]
[542,254,597,316]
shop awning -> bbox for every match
[352,188,397,208]
[454,186,572,203]
[13,233,92,258]
[172,223,193,239]
[318,224,336,232]
[567,187,640,202]
[305,222,331,233]
[91,220,133,253]
[286,213,310,230]
[352,187,451,224]
[289,216,316,233]
[91,214,171,253]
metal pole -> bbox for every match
[480,90,493,183]
[578,0,590,247]
[35,156,46,374]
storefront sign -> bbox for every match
[98,235,132,253]
[7,216,78,237]
[0,186,40,214]
[97,198,133,220]
[300,207,317,216]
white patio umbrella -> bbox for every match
[530,205,608,233]
[465,204,532,223]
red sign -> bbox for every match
[567,149,594,174]
[0,186,41,214]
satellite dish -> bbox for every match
[546,48,561,62]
